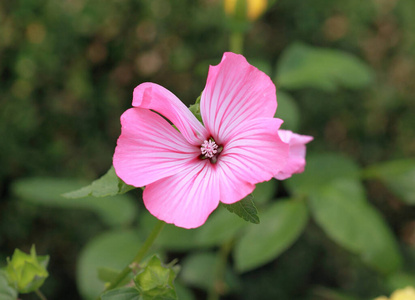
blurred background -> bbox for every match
[1,0,415,299]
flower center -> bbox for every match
[201,139,218,158]
[200,138,223,163]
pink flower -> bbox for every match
[113,52,308,228]
[274,130,313,180]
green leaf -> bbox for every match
[101,287,141,300]
[180,252,240,293]
[251,179,277,205]
[76,230,142,300]
[234,199,308,273]
[285,153,360,196]
[386,271,415,292]
[140,213,200,251]
[63,166,135,198]
[311,286,362,300]
[275,91,300,132]
[12,177,137,227]
[142,208,246,251]
[97,267,125,285]
[0,270,18,300]
[223,194,260,224]
[276,43,373,91]
[363,159,415,204]
[134,255,178,300]
[308,179,402,274]
[196,207,247,247]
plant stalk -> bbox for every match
[35,289,47,300]
[98,220,165,298]
[230,31,244,54]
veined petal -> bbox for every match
[143,161,220,229]
[218,117,289,187]
[133,82,208,145]
[216,162,256,204]
[274,130,313,180]
[113,108,200,187]
[200,52,277,143]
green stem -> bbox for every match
[207,239,234,300]
[98,220,166,298]
[35,289,47,300]
[230,31,244,54]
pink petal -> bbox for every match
[274,130,313,180]
[200,52,277,143]
[216,162,256,204]
[133,82,208,145]
[217,117,289,201]
[113,108,200,187]
[143,161,220,229]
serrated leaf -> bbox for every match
[223,195,259,224]
[276,43,373,91]
[63,166,135,198]
[101,287,141,300]
[234,199,308,272]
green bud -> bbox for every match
[188,93,203,123]
[134,255,178,300]
[6,245,49,294]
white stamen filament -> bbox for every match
[201,140,218,158]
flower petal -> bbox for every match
[133,82,208,145]
[216,162,256,204]
[143,161,220,229]
[274,130,313,180]
[200,52,277,143]
[113,108,200,187]
[218,117,289,193]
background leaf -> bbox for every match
[179,252,240,293]
[285,153,360,196]
[101,287,141,300]
[12,177,137,227]
[275,91,300,132]
[234,199,308,273]
[308,180,402,274]
[276,43,373,91]
[364,159,415,204]
[76,230,142,300]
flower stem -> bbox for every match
[208,238,234,300]
[35,289,47,300]
[98,220,166,298]
[230,31,244,54]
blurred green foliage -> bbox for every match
[1,0,415,299]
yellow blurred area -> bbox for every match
[375,287,415,300]
[224,0,267,21]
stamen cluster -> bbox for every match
[200,139,223,163]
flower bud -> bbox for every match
[224,0,268,22]
[6,245,49,294]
